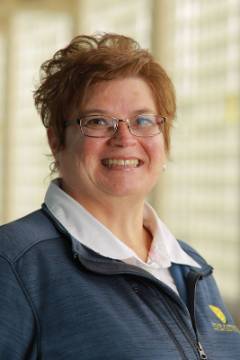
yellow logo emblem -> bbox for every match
[209,305,227,324]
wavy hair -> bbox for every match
[34,33,176,153]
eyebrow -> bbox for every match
[80,108,156,116]
[80,109,108,115]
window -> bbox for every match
[155,0,240,303]
[1,10,72,222]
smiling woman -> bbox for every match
[0,33,239,359]
[50,77,166,210]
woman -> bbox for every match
[0,33,239,359]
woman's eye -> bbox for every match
[135,116,155,127]
[85,117,109,128]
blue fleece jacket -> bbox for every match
[0,206,239,359]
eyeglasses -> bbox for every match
[64,114,166,138]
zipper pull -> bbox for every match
[196,341,207,359]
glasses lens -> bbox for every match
[81,116,115,137]
[130,115,163,136]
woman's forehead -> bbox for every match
[82,77,157,112]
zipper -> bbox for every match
[162,270,209,360]
[186,271,208,359]
[161,295,203,359]
[144,269,208,360]
[196,341,208,359]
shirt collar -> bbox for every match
[44,179,200,269]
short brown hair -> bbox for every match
[34,33,176,153]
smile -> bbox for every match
[101,159,141,168]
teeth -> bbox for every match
[103,159,140,167]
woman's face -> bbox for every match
[49,77,166,203]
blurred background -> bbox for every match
[0,0,239,323]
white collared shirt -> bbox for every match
[44,179,200,294]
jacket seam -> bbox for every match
[10,236,63,263]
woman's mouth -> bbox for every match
[101,158,141,168]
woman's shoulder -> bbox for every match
[177,239,212,272]
[0,209,60,262]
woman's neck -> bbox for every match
[64,187,153,262]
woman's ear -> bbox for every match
[47,127,59,156]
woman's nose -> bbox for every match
[109,120,137,147]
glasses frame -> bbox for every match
[64,114,167,138]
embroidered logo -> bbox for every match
[209,305,227,324]
[209,305,240,334]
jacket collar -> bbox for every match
[44,179,200,269]
[42,203,212,278]
[42,204,213,310]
